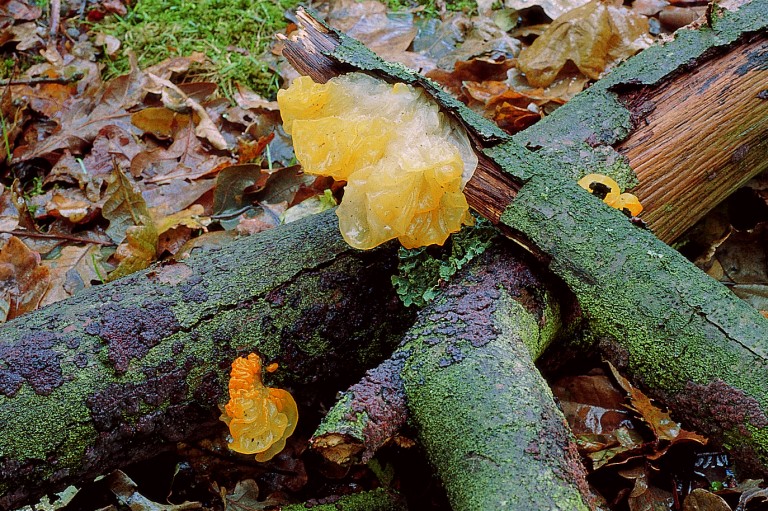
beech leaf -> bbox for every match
[0,235,50,322]
[107,223,158,282]
[517,0,652,87]
[102,168,153,244]
[40,244,105,307]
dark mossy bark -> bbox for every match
[0,211,415,510]
[400,244,592,510]
[280,488,407,511]
[312,242,593,509]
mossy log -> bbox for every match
[0,211,415,510]
[2,3,768,509]
[280,488,407,511]
[313,242,593,510]
[400,244,591,510]
[280,0,768,477]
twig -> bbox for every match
[0,73,84,86]
[0,230,115,246]
[49,0,61,37]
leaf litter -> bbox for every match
[2,0,765,509]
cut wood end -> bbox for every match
[279,8,345,84]
[310,433,365,466]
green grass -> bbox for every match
[94,0,302,99]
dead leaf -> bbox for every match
[106,470,202,510]
[505,0,592,20]
[94,32,121,56]
[45,192,92,223]
[683,488,731,511]
[102,168,153,244]
[40,244,105,307]
[13,60,146,162]
[0,0,42,27]
[327,0,434,71]
[0,184,20,231]
[517,0,652,87]
[608,363,707,446]
[107,222,157,282]
[145,72,228,150]
[0,235,50,321]
[233,83,279,111]
[152,204,210,235]
[131,119,233,183]
[131,107,192,139]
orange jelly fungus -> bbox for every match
[577,173,643,217]
[220,353,298,462]
[277,73,479,250]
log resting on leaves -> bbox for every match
[314,242,594,510]
[0,211,414,511]
[1,4,767,510]
[280,0,768,476]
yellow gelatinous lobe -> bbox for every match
[220,353,298,462]
[277,73,478,249]
[577,173,643,216]
[613,193,643,217]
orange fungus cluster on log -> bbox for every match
[220,353,298,462]
[277,73,478,250]
[577,173,643,217]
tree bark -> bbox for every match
[0,212,415,510]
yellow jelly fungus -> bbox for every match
[277,73,478,250]
[220,353,298,462]
[613,193,644,217]
[577,173,643,217]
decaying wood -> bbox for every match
[2,2,768,509]
[280,0,768,481]
[314,243,594,510]
[0,212,414,510]
[617,35,768,242]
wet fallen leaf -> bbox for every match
[0,235,50,322]
[131,120,233,184]
[106,470,202,511]
[212,164,269,220]
[131,107,192,139]
[609,363,707,447]
[517,0,652,87]
[620,464,675,511]
[102,168,153,244]
[145,72,228,150]
[683,488,731,511]
[107,222,157,282]
[40,244,105,307]
[0,184,20,231]
[504,0,592,20]
[153,204,210,235]
[327,0,434,72]
[282,189,337,224]
[13,59,146,162]
[46,192,92,223]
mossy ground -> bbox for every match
[92,0,477,99]
[94,0,302,98]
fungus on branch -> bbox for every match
[220,353,298,462]
[278,73,479,249]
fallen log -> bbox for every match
[279,0,768,478]
[0,212,414,510]
[1,1,767,508]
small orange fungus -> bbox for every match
[577,173,643,217]
[277,73,478,250]
[220,353,298,462]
